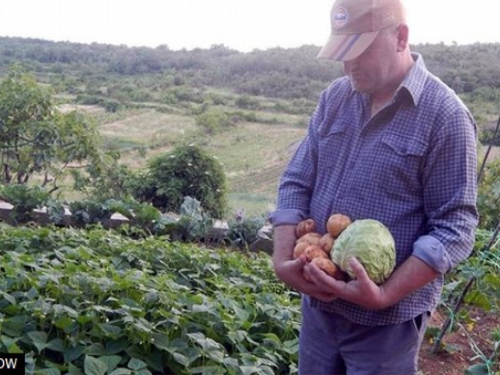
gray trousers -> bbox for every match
[298,298,429,375]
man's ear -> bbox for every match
[396,23,409,52]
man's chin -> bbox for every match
[350,80,372,94]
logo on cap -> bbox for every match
[332,7,349,29]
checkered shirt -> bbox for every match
[269,54,478,325]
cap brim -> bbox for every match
[317,30,380,61]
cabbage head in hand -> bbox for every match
[330,219,395,284]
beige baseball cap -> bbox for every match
[317,0,405,61]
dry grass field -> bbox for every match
[59,100,309,217]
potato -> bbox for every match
[311,257,349,281]
[293,241,309,259]
[326,213,352,238]
[296,219,316,238]
[296,232,322,246]
[319,233,335,254]
[303,245,329,262]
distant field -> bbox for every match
[69,101,309,217]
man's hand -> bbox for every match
[305,257,389,309]
[275,255,338,301]
[272,225,439,306]
[305,255,440,310]
[272,225,337,300]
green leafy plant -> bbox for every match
[71,151,137,201]
[432,229,500,356]
[226,214,267,250]
[68,198,114,225]
[477,158,500,231]
[195,108,233,134]
[464,327,500,374]
[174,196,214,243]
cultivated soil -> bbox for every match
[418,307,500,374]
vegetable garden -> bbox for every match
[0,224,299,374]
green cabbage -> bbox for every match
[330,219,395,284]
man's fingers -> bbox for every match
[349,257,370,283]
[306,261,342,290]
[295,254,308,269]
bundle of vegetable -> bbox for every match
[330,219,395,284]
[293,214,395,285]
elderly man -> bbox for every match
[270,0,478,373]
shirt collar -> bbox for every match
[347,53,429,106]
[396,53,428,106]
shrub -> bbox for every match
[195,109,232,134]
[227,214,267,249]
[478,158,500,230]
[235,95,260,110]
[174,196,214,243]
[133,145,227,218]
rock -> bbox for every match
[249,225,274,255]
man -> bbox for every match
[269,0,478,373]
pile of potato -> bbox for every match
[293,214,352,281]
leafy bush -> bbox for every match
[68,198,114,225]
[174,196,214,243]
[443,229,500,312]
[195,109,232,134]
[133,144,227,218]
[477,158,500,230]
[235,95,260,110]
[71,153,137,202]
[102,99,122,113]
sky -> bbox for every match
[0,0,499,53]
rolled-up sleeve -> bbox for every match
[413,106,478,273]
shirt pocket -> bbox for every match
[373,133,427,197]
[317,119,351,170]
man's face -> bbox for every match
[342,27,399,95]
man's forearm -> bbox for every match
[272,225,297,278]
[379,255,440,308]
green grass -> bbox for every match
[227,193,276,218]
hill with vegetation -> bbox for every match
[0,37,499,216]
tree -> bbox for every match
[0,66,102,192]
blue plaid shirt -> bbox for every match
[270,54,478,326]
